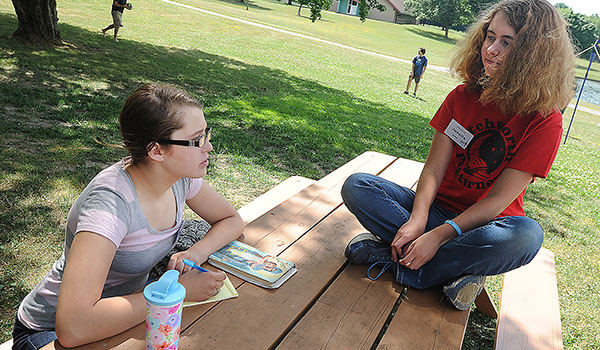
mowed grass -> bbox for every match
[1,0,599,348]
[150,0,600,79]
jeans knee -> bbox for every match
[341,173,371,207]
[498,216,544,259]
[516,217,543,249]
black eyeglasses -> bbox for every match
[158,127,212,148]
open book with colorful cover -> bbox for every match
[208,240,297,289]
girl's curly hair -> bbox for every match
[451,0,575,116]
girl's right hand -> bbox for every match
[391,220,426,262]
[179,270,226,301]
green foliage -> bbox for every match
[588,14,600,36]
[555,4,599,58]
[565,12,598,53]
[357,0,385,22]
[466,0,496,18]
[297,0,332,22]
[404,0,474,37]
[554,2,570,10]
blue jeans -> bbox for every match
[12,315,56,350]
[341,173,544,289]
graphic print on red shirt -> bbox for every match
[429,85,562,217]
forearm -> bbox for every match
[188,214,244,261]
[56,293,146,347]
[427,169,532,246]
[409,132,453,226]
[410,168,442,227]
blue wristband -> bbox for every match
[444,219,462,236]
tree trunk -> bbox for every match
[11,0,61,44]
[445,26,449,38]
[287,0,292,4]
[298,3,302,15]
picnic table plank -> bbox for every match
[376,288,470,350]
[494,248,563,350]
[475,286,498,319]
[178,205,376,349]
[276,264,401,350]
[375,156,425,190]
[239,151,396,249]
[276,156,424,349]
[237,175,316,224]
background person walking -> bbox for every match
[404,47,428,97]
[102,0,132,42]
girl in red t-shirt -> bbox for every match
[342,0,575,310]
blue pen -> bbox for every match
[183,259,209,272]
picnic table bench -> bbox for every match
[15,151,562,350]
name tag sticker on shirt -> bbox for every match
[444,119,474,149]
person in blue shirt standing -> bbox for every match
[404,47,428,97]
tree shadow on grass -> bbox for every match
[405,27,458,45]
[0,12,433,339]
[575,61,600,79]
[206,0,274,11]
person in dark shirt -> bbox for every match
[404,47,428,97]
[101,0,132,42]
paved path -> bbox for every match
[567,103,600,116]
[160,0,449,72]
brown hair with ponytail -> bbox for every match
[119,83,203,164]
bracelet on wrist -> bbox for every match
[444,219,462,236]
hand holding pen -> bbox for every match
[183,259,209,272]
[180,259,225,298]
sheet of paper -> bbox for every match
[183,274,238,307]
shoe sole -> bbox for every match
[444,276,485,311]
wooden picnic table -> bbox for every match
[40,151,562,350]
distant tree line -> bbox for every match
[555,3,599,58]
[403,0,497,38]
[404,0,600,53]
[7,0,600,48]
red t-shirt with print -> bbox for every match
[429,84,562,217]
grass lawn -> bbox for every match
[1,0,599,348]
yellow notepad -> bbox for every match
[183,274,238,307]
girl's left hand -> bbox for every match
[168,250,208,274]
[398,232,442,270]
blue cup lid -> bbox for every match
[144,270,186,306]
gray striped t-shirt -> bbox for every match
[17,159,202,330]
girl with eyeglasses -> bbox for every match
[343,0,575,311]
[13,83,244,349]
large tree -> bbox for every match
[357,0,385,23]
[404,0,471,38]
[11,0,61,44]
[297,0,332,22]
[405,0,496,38]
[565,12,598,54]
[555,5,598,56]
